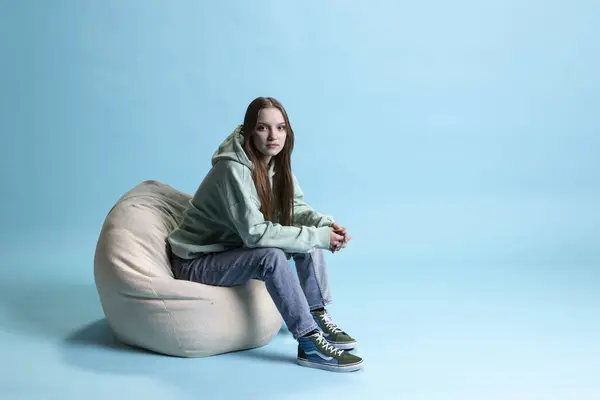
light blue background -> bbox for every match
[1,1,599,399]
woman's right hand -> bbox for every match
[329,228,346,253]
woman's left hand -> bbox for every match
[331,222,351,251]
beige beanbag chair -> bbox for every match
[93,180,283,357]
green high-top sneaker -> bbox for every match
[311,309,358,350]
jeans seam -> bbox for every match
[310,251,328,304]
[295,322,320,340]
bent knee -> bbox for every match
[293,249,324,262]
[259,247,288,263]
[255,248,289,277]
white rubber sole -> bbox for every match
[297,358,364,372]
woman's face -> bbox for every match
[252,107,287,163]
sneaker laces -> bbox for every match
[319,312,343,335]
[314,332,343,356]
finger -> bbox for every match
[332,223,345,232]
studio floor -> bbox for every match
[1,227,598,400]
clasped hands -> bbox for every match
[329,222,352,253]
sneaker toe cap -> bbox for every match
[342,352,363,364]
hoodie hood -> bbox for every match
[211,125,275,176]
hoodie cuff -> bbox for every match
[317,226,331,249]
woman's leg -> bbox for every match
[171,246,364,372]
[171,247,319,340]
[292,249,332,311]
[293,249,358,350]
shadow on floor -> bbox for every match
[64,317,295,366]
[65,318,146,354]
[0,278,342,399]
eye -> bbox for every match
[278,125,286,131]
[256,125,266,131]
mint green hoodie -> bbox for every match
[167,125,334,259]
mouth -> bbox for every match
[266,144,279,149]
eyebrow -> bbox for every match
[256,122,286,126]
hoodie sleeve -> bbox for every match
[217,162,331,253]
[292,173,335,228]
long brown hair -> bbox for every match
[241,97,295,226]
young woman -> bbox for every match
[167,97,363,373]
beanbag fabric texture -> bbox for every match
[93,180,283,357]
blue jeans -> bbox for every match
[169,247,332,340]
